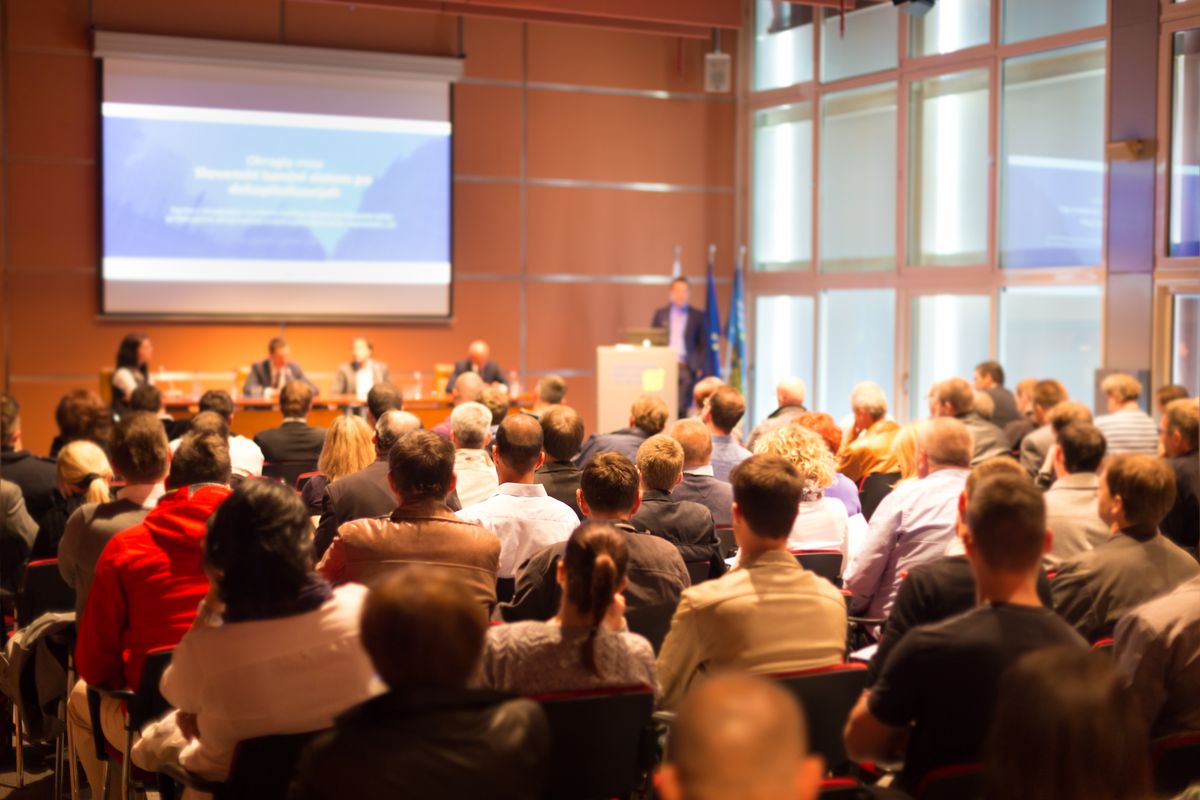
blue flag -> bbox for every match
[725,251,747,393]
[704,259,722,378]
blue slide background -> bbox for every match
[103,113,450,264]
[1003,159,1104,269]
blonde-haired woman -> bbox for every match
[860,423,920,520]
[753,425,849,566]
[301,415,376,515]
[34,440,113,559]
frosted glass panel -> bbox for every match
[1001,42,1106,268]
[999,286,1102,404]
[1004,0,1105,44]
[753,295,815,425]
[753,104,813,271]
[819,289,897,422]
[1173,294,1200,397]
[911,0,991,56]
[1169,30,1200,257]
[820,83,897,273]
[909,294,991,420]
[755,0,814,90]
[909,69,989,267]
[821,3,898,83]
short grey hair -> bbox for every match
[376,410,421,453]
[850,381,889,419]
[450,402,492,449]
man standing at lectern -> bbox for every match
[652,277,706,419]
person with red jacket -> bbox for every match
[67,431,232,796]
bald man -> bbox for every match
[843,418,974,620]
[447,340,507,394]
[669,419,734,528]
[432,371,488,442]
[657,674,824,800]
[746,378,807,452]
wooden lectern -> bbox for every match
[595,346,679,434]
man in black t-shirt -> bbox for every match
[844,473,1086,792]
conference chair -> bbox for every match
[791,549,844,586]
[87,647,175,800]
[771,663,869,775]
[683,559,711,586]
[262,460,318,491]
[533,685,656,800]
[1151,732,1200,797]
[1090,637,1115,656]
[295,471,321,492]
[714,526,736,559]
[159,729,326,800]
[912,763,982,800]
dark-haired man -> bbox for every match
[458,415,578,580]
[0,393,58,519]
[318,429,499,611]
[253,381,326,466]
[973,360,1020,428]
[534,405,584,519]
[501,452,689,651]
[530,375,567,417]
[58,412,170,620]
[703,386,752,482]
[365,382,404,426]
[845,473,1086,792]
[1044,421,1109,566]
[172,390,264,479]
[928,377,1010,466]
[130,383,184,439]
[69,432,232,797]
[655,454,847,709]
[242,337,317,399]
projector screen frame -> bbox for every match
[92,32,461,324]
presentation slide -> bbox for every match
[101,102,452,318]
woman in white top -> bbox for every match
[753,425,849,567]
[134,479,378,781]
[112,333,152,415]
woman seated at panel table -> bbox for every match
[112,333,153,417]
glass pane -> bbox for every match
[1003,0,1105,44]
[910,0,991,57]
[909,69,990,267]
[1173,294,1200,396]
[754,0,814,90]
[753,105,813,271]
[1169,30,1200,257]
[821,3,898,83]
[753,295,815,425]
[1001,42,1106,269]
[820,83,897,273]
[909,294,991,420]
[998,286,1102,404]
[818,288,897,422]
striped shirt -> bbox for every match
[1095,408,1160,455]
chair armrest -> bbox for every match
[158,761,224,794]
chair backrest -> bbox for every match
[771,663,868,771]
[17,559,75,627]
[262,461,318,490]
[295,471,322,492]
[130,648,175,730]
[1090,637,1114,656]
[220,730,327,800]
[791,550,844,586]
[684,560,710,586]
[1151,732,1200,797]
[914,763,983,800]
[535,686,655,800]
[715,526,736,559]
[496,576,516,604]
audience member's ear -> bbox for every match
[731,501,743,524]
[577,489,591,518]
[535,450,545,471]
[447,472,458,493]
[491,444,499,464]
[555,559,566,588]
[1042,528,1053,555]
[628,491,642,517]
[960,529,978,559]
[674,472,683,488]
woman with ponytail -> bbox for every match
[479,521,658,696]
[33,440,113,558]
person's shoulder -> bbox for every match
[675,498,713,519]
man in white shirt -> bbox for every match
[170,391,264,479]
[458,414,578,579]
[1044,421,1110,567]
[450,402,500,507]
[332,338,390,401]
[1095,372,1159,455]
[843,417,974,620]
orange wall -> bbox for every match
[0,0,736,452]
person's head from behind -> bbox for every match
[540,405,584,463]
[360,568,486,690]
[1160,397,1198,458]
[480,386,510,426]
[1098,454,1176,532]
[57,440,113,504]
[963,473,1048,577]
[704,386,745,435]
[952,457,1030,554]
[658,673,823,800]
[1054,422,1106,477]
[188,410,230,440]
[753,425,835,493]
[916,417,973,477]
[376,409,421,457]
[775,378,807,410]
[366,382,403,424]
[973,391,995,421]
[116,333,152,371]
[631,394,670,436]
[452,371,485,404]
[167,431,231,490]
[536,374,567,407]
[56,389,112,447]
[198,390,235,424]
[849,382,889,430]
[693,376,724,413]
[730,455,803,548]
[793,412,841,456]
[1155,384,1188,415]
[985,647,1149,800]
[1014,377,1038,415]
[891,423,921,481]
[204,479,314,619]
[110,412,170,486]
[973,360,1005,391]
[318,414,376,482]
[578,452,641,520]
[268,336,289,368]
[388,429,456,506]
[450,401,492,450]
[1047,400,1092,436]
[279,381,314,419]
[558,522,630,673]
[927,377,975,418]
[351,337,373,364]
[670,418,713,470]
[637,434,684,493]
[1032,379,1068,424]
[493,413,544,480]
[1100,372,1142,413]
[1,393,21,451]
[668,276,689,307]
[130,384,163,414]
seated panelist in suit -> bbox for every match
[447,340,507,394]
[254,382,327,465]
[243,337,318,399]
[332,338,390,401]
[651,278,706,420]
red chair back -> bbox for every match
[771,663,868,772]
[1091,637,1114,655]
[16,559,75,627]
[1152,732,1200,797]
[914,763,983,800]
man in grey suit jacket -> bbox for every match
[332,338,390,399]
[928,377,1009,466]
[1020,379,1069,477]
[1043,421,1110,567]
[668,419,733,528]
